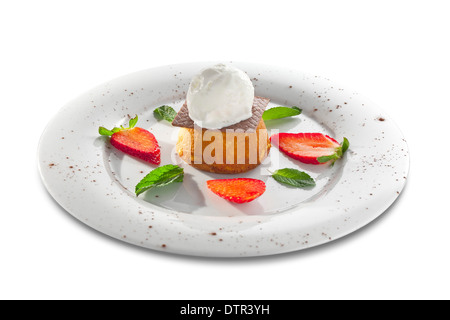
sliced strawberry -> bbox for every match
[206,178,266,204]
[99,116,161,165]
[270,133,349,165]
[111,127,160,164]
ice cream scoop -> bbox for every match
[186,64,254,130]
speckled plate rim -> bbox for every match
[38,61,410,257]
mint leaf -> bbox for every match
[271,168,315,188]
[154,105,177,123]
[135,165,184,196]
[128,115,138,128]
[262,106,302,121]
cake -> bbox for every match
[172,64,271,174]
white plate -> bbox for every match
[38,62,409,257]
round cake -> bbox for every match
[176,118,270,174]
[172,64,271,174]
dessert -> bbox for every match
[172,64,271,174]
[97,65,350,205]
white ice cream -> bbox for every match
[186,64,254,129]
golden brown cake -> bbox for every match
[172,96,271,174]
[176,118,270,174]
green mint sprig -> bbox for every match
[153,105,177,123]
[270,168,315,188]
[135,165,184,196]
[262,106,302,121]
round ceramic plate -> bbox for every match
[38,62,409,257]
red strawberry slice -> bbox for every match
[206,178,266,204]
[99,116,161,165]
[270,133,349,165]
[111,127,160,164]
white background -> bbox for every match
[1,0,449,300]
